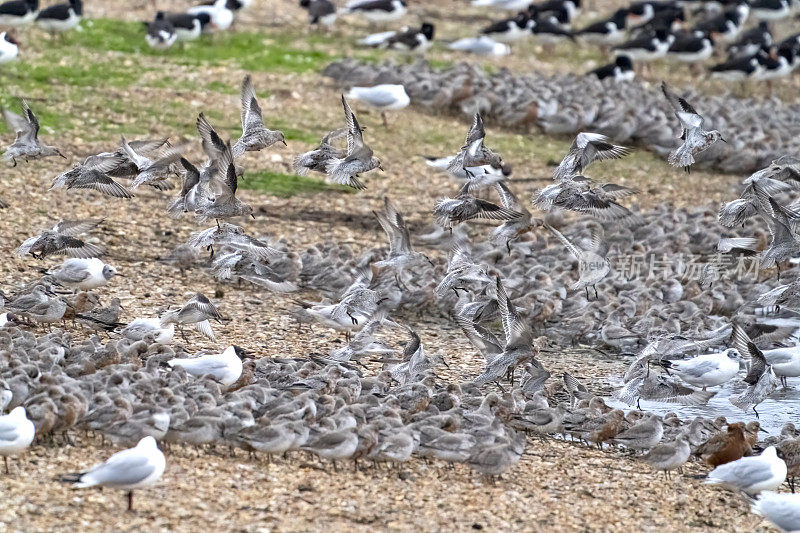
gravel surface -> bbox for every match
[1,1,795,531]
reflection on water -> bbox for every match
[606,377,800,435]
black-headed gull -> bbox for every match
[47,258,119,290]
[167,345,250,387]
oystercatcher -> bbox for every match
[481,12,533,43]
[575,9,627,48]
[588,55,635,81]
[0,0,38,27]
[35,0,81,33]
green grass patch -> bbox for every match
[242,170,353,197]
[65,18,338,74]
[0,95,75,135]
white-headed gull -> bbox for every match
[61,436,165,511]
[345,84,409,126]
[706,446,787,495]
[0,406,35,474]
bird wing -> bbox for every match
[79,452,154,487]
[60,237,104,258]
[675,359,720,379]
[239,74,259,129]
[82,153,127,173]
[52,219,103,236]
[196,113,227,162]
[15,235,41,256]
[382,197,412,253]
[342,95,364,155]
[578,137,630,172]
[119,135,149,170]
[710,458,774,486]
[470,198,522,221]
[21,100,40,141]
[0,418,22,442]
[456,313,503,360]
[185,293,221,320]
[179,158,201,197]
[661,82,703,131]
[209,141,237,198]
[2,107,29,137]
[169,355,228,374]
[464,113,485,147]
[71,171,133,199]
[493,181,521,210]
[560,191,633,221]
[547,225,582,261]
[54,261,92,283]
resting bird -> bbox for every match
[167,345,250,387]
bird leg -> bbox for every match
[127,491,134,512]
[4,456,8,474]
[381,111,388,128]
[753,406,760,419]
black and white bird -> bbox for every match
[588,55,634,81]
[575,9,627,47]
[471,0,530,10]
[709,54,763,80]
[753,46,796,91]
[381,22,435,50]
[625,1,659,24]
[0,31,19,64]
[726,22,772,58]
[35,0,81,32]
[534,0,581,24]
[692,3,749,43]
[528,3,572,28]
[750,0,791,21]
[163,12,206,42]
[0,0,38,27]
[612,28,674,72]
[666,32,714,71]
[299,0,337,27]
[227,0,252,14]
[145,12,177,50]
[482,13,533,43]
[187,0,233,33]
[345,0,407,22]
[529,10,574,50]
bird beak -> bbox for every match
[116,273,125,277]
[721,138,728,143]
[58,150,67,159]
[379,165,385,172]
[759,427,768,433]
[281,140,287,146]
[250,214,256,219]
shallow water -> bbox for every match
[606,377,800,435]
